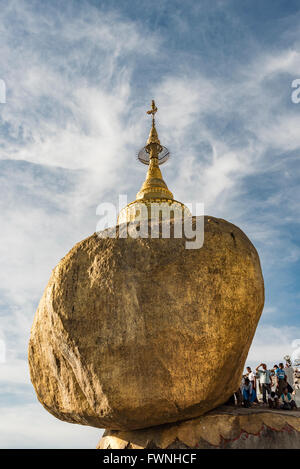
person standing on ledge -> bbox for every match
[256,363,273,404]
[242,377,256,408]
[275,363,287,397]
[246,366,259,403]
[284,361,295,394]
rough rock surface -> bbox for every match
[28,216,264,430]
[98,406,300,449]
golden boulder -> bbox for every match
[28,216,264,430]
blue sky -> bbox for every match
[0,0,300,448]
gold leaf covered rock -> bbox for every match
[28,216,264,430]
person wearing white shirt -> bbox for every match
[246,366,258,404]
[256,363,273,404]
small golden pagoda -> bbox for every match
[118,100,191,224]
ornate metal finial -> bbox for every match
[145,100,161,149]
[137,100,170,166]
[146,99,158,125]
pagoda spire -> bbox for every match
[117,99,191,225]
[136,100,173,201]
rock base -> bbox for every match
[97,406,300,449]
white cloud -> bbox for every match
[246,325,300,370]
[0,360,29,385]
[261,50,300,77]
[0,403,102,449]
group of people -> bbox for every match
[241,362,298,410]
[241,363,297,410]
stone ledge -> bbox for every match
[97,406,300,449]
